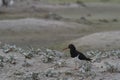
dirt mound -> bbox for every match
[71,31,120,50]
[0,18,84,30]
[0,18,89,48]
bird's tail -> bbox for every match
[86,58,92,62]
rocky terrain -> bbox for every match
[0,43,120,80]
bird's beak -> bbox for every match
[63,48,68,51]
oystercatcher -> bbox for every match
[63,44,92,69]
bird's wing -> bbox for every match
[76,50,87,58]
[70,50,78,58]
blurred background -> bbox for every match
[0,0,120,51]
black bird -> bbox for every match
[63,44,92,69]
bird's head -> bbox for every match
[63,44,76,51]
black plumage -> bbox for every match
[68,44,92,61]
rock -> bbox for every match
[53,50,64,58]
[2,44,17,53]
[22,60,32,67]
[23,72,39,80]
[44,68,61,78]
[13,70,24,76]
[6,55,16,64]
[41,49,64,63]
[0,55,4,62]
[104,62,120,73]
[23,52,34,59]
[54,59,66,68]
[0,62,4,67]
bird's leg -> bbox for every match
[77,60,82,69]
[74,61,78,70]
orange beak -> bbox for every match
[63,48,69,51]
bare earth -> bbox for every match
[0,0,120,49]
[71,31,120,51]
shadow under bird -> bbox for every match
[63,44,92,69]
